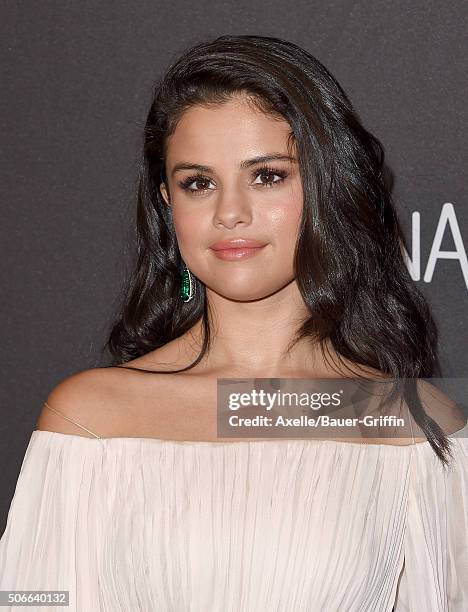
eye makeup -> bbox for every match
[177,164,289,196]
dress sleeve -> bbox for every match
[0,431,106,611]
[393,427,468,611]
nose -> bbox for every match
[212,188,253,229]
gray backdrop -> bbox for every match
[1,2,466,532]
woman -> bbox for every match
[0,34,467,611]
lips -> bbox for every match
[209,240,268,261]
[210,239,267,251]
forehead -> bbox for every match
[165,96,294,167]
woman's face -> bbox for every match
[160,93,304,301]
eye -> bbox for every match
[252,165,289,188]
[177,165,289,196]
[178,174,214,196]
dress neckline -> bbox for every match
[32,421,468,447]
[32,428,426,448]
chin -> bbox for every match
[211,284,284,302]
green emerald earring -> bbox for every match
[181,264,195,302]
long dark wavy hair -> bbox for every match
[103,34,457,466]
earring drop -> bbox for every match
[181,265,195,302]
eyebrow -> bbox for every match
[170,153,297,177]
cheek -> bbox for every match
[171,207,203,246]
[264,197,303,247]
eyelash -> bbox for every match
[178,165,289,196]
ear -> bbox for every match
[160,182,171,207]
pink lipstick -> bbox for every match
[210,238,268,261]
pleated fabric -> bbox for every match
[0,426,467,611]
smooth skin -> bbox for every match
[158,92,349,379]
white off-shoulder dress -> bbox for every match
[0,405,467,612]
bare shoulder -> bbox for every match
[35,352,186,439]
[36,367,146,438]
[414,378,467,437]
[334,375,467,447]
[374,379,466,445]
